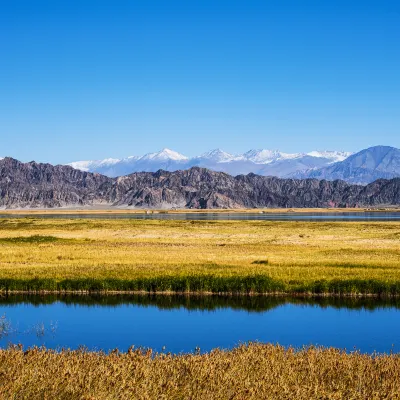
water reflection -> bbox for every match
[1,293,400,312]
[1,212,400,221]
[1,294,400,354]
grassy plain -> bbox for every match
[0,218,400,294]
[1,343,400,399]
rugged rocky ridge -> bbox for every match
[0,157,399,209]
[0,157,113,208]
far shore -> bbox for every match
[0,206,399,215]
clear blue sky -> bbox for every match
[1,0,399,163]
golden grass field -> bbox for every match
[0,217,399,293]
[1,343,399,399]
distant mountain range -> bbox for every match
[67,146,400,184]
[1,156,400,209]
[293,146,400,184]
[68,148,352,180]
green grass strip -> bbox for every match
[0,276,400,295]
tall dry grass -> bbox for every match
[1,343,399,399]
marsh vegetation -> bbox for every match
[1,343,400,399]
[0,218,399,294]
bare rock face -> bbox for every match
[0,157,399,209]
[0,157,113,208]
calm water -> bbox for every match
[0,211,400,221]
[1,295,400,354]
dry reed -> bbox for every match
[1,343,399,399]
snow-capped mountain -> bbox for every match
[242,149,296,164]
[194,149,235,163]
[68,149,189,176]
[139,148,188,162]
[306,151,352,162]
[69,158,122,172]
[67,148,353,178]
[294,146,400,184]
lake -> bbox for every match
[1,295,400,354]
[1,211,400,221]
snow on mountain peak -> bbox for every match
[68,158,121,172]
[68,160,95,172]
[141,148,189,161]
[100,158,122,165]
[306,151,352,162]
[242,149,300,164]
[243,149,278,163]
[199,149,234,162]
[67,147,353,178]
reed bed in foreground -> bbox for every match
[0,218,400,294]
[1,343,399,399]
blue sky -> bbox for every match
[1,0,399,163]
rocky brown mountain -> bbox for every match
[0,157,113,208]
[0,157,399,209]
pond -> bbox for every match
[0,211,400,221]
[1,295,400,354]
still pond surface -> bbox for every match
[1,295,400,354]
[1,212,400,221]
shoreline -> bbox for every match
[1,278,400,296]
[1,206,400,215]
[1,290,400,297]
